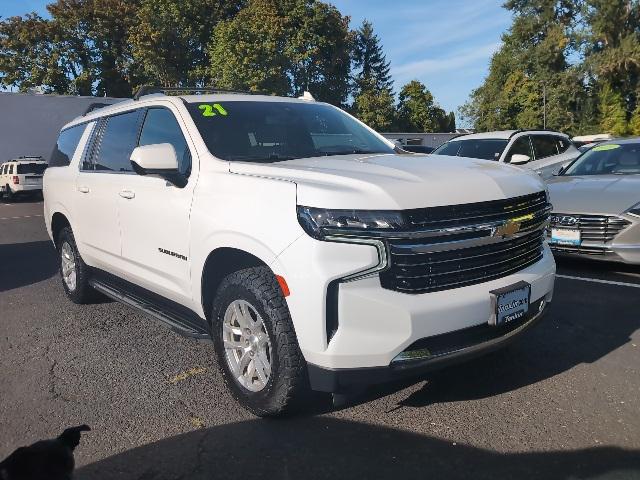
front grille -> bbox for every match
[549,214,630,243]
[379,192,550,294]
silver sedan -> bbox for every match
[547,139,640,264]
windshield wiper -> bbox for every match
[226,154,298,163]
[318,148,379,156]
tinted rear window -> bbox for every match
[17,163,47,174]
[50,124,87,167]
[433,139,508,161]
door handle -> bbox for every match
[78,186,90,193]
[119,190,135,199]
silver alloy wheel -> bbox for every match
[222,299,272,392]
[60,241,77,291]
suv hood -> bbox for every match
[229,153,546,209]
[547,174,640,214]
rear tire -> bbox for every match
[57,227,97,304]
[5,185,14,202]
[210,266,308,416]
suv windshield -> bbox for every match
[433,139,508,161]
[564,143,640,175]
[16,162,47,174]
[187,101,394,162]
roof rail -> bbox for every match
[132,86,262,100]
[82,102,112,116]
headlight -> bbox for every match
[297,206,405,239]
[627,202,640,218]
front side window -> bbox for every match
[432,139,508,161]
[93,110,142,172]
[1,165,6,175]
[564,143,640,175]
[531,135,559,159]
[186,101,393,162]
[505,136,532,163]
[50,124,87,167]
[139,108,191,176]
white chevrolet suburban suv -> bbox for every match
[44,88,556,416]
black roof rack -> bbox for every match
[132,86,261,100]
[82,102,113,116]
[508,129,524,138]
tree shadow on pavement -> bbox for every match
[0,241,58,292]
[76,417,640,480]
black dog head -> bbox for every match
[57,425,91,451]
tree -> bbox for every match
[352,20,392,93]
[208,0,352,105]
[599,82,628,135]
[129,0,244,87]
[629,102,640,135]
[0,0,141,96]
[460,0,585,132]
[396,80,453,132]
[352,80,395,130]
[208,0,290,94]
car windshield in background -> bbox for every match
[564,143,640,175]
[432,139,508,161]
[187,101,394,162]
[16,163,47,174]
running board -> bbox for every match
[89,278,210,341]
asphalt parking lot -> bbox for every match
[1,198,639,479]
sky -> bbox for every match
[0,0,512,116]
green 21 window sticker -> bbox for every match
[592,144,620,151]
[199,103,228,117]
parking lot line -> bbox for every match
[0,214,43,220]
[556,274,640,289]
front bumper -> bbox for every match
[275,234,556,385]
[549,214,640,265]
[308,297,549,392]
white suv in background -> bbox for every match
[0,156,47,200]
[433,130,580,180]
[44,88,555,416]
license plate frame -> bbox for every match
[489,281,531,326]
[550,228,581,246]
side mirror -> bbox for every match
[130,143,185,187]
[510,154,530,165]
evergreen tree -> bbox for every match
[352,20,392,93]
[629,102,640,135]
[599,83,629,135]
[352,79,395,131]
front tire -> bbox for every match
[210,266,308,416]
[57,227,97,304]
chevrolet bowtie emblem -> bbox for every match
[492,213,534,238]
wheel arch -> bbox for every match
[51,211,71,247]
[200,247,273,323]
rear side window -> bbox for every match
[17,163,47,174]
[138,108,191,177]
[50,124,86,167]
[1,165,6,174]
[93,110,142,172]
[531,135,559,159]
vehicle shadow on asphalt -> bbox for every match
[75,417,640,480]
[328,278,640,412]
[0,241,58,292]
